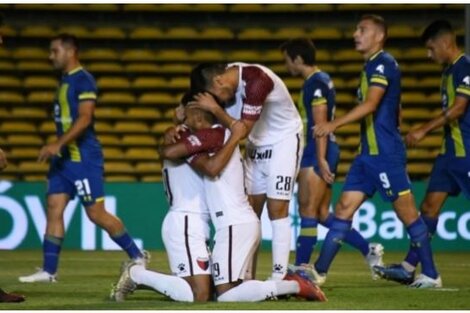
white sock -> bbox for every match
[130,265,194,302]
[217,280,298,302]
[271,217,291,280]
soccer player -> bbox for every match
[159,102,326,302]
[312,14,441,288]
[110,92,213,303]
[280,38,384,276]
[374,20,470,285]
[19,34,145,283]
[189,62,303,281]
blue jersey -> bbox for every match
[440,54,470,157]
[298,69,336,149]
[357,50,405,157]
[53,66,103,164]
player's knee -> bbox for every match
[335,201,353,219]
[192,288,210,302]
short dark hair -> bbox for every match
[280,38,316,66]
[421,20,453,43]
[190,63,227,92]
[360,14,388,42]
[51,33,79,53]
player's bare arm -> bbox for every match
[313,104,334,184]
[191,92,252,139]
[38,100,95,163]
[314,86,385,137]
[190,121,245,177]
[406,96,468,147]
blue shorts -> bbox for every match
[300,141,340,180]
[343,154,411,202]
[47,157,105,207]
[427,154,470,199]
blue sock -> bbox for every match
[42,234,63,274]
[295,217,318,265]
[111,230,143,259]
[321,213,369,256]
[407,217,438,279]
[315,217,351,274]
[404,215,438,267]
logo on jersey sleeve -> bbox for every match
[313,89,322,98]
[242,104,262,116]
[375,64,385,74]
[187,135,202,147]
[463,76,470,85]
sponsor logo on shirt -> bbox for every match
[248,149,272,161]
[242,104,262,116]
[187,135,202,147]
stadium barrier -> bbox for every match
[0,180,468,251]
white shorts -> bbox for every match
[162,211,211,278]
[244,132,303,200]
[211,221,261,286]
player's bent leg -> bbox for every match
[86,201,143,261]
[402,192,447,270]
[313,191,366,281]
[394,193,440,285]
[183,275,212,302]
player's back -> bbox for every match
[203,128,258,230]
[227,62,302,146]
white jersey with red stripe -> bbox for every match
[162,127,209,216]
[192,129,259,230]
[226,62,303,146]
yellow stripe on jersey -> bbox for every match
[95,197,105,203]
[371,73,388,86]
[456,86,470,96]
[59,83,82,162]
[78,92,97,100]
[361,71,379,155]
[398,189,411,196]
[447,74,466,157]
[298,90,308,147]
[311,97,327,106]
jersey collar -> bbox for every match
[452,53,465,65]
[368,49,384,61]
[306,67,321,80]
[67,66,83,75]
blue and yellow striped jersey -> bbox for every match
[53,66,103,164]
[298,69,336,149]
[357,50,405,157]
[440,54,470,157]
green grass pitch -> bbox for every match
[1,250,469,309]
